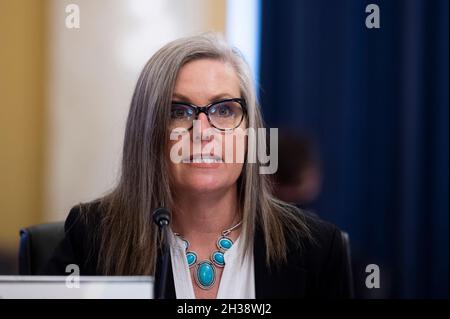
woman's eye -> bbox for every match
[171,106,192,119]
[211,104,233,117]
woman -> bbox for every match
[44,33,352,299]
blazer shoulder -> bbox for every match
[274,207,342,257]
[65,200,103,234]
[295,210,346,263]
[41,200,104,275]
[301,211,342,246]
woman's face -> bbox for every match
[167,58,246,195]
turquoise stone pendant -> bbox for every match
[186,251,197,267]
[211,251,225,267]
[195,261,216,289]
[217,236,233,251]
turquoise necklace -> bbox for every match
[174,221,242,290]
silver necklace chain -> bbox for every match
[173,220,243,238]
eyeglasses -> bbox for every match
[170,98,246,131]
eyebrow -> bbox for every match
[172,92,237,104]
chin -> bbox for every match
[183,178,228,193]
[174,172,233,194]
[170,163,243,195]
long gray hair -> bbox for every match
[89,33,311,275]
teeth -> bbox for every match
[191,156,223,163]
[181,155,224,163]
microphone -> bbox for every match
[152,207,171,299]
[152,207,170,228]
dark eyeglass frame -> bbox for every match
[170,98,247,131]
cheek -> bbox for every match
[221,130,248,163]
[224,163,245,183]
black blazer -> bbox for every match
[42,202,352,298]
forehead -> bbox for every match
[173,59,240,103]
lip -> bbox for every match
[182,154,224,168]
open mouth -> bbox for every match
[183,154,224,164]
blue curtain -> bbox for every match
[259,0,448,298]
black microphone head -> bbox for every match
[152,208,171,228]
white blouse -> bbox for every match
[169,229,255,299]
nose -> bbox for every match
[192,112,214,144]
[197,112,212,131]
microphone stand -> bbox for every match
[152,208,171,299]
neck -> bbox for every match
[171,184,240,238]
